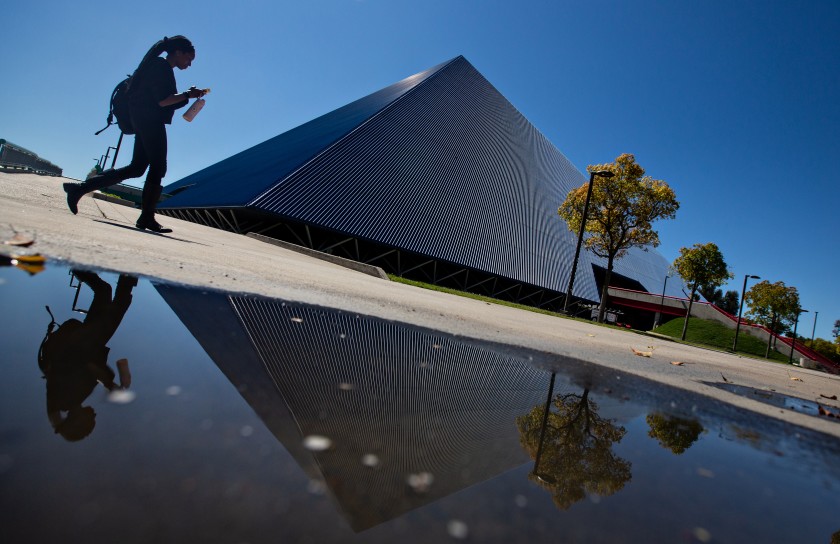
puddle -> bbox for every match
[707,382,840,423]
[1,264,839,543]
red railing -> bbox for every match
[607,287,839,373]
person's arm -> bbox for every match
[158,86,206,107]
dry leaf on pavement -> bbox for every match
[3,232,34,247]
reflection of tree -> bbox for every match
[517,381,632,510]
[646,413,704,454]
[831,529,840,544]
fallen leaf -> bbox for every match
[819,394,838,400]
[587,334,596,337]
[818,405,837,418]
[787,372,803,382]
[670,361,685,366]
[720,373,731,383]
[631,348,653,357]
[3,232,34,247]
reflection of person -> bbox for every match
[38,271,137,441]
[63,35,207,233]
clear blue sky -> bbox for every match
[3,1,838,340]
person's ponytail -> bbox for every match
[128,36,194,91]
[134,37,170,74]
[136,35,194,69]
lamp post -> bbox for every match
[789,309,809,364]
[102,146,117,171]
[563,169,614,314]
[811,311,819,343]
[654,272,671,329]
[732,274,760,352]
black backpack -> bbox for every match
[95,75,134,135]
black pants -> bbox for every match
[75,271,136,343]
[81,113,167,218]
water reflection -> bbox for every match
[38,270,137,441]
[156,285,551,531]
[3,265,839,543]
[646,413,704,454]
[518,375,631,510]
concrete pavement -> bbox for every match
[2,171,838,437]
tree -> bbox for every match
[646,413,704,454]
[805,337,840,364]
[720,290,740,316]
[672,242,732,340]
[744,280,800,358]
[517,388,631,510]
[833,319,840,340]
[698,286,740,315]
[558,154,679,322]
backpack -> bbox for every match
[95,75,134,135]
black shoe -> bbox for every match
[63,183,82,215]
[135,216,173,234]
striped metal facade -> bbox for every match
[156,285,554,530]
[160,56,681,307]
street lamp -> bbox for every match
[811,311,819,343]
[654,272,671,329]
[563,169,615,314]
[789,309,809,364]
[732,274,760,352]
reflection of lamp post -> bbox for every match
[654,272,671,329]
[532,373,556,481]
[563,170,615,314]
[789,309,808,364]
[732,274,760,352]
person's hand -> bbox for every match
[187,86,208,98]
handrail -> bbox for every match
[607,286,838,371]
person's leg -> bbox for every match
[76,271,114,337]
[77,271,133,343]
[63,137,149,215]
[134,121,171,233]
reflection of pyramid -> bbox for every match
[159,56,674,305]
[157,285,551,531]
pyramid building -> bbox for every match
[160,56,676,310]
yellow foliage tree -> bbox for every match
[672,242,732,340]
[558,154,679,322]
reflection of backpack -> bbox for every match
[95,75,134,135]
[38,306,82,374]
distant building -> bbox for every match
[0,139,62,176]
[159,56,683,320]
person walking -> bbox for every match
[64,35,206,233]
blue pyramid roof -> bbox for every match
[163,57,456,207]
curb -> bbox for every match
[246,232,389,280]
